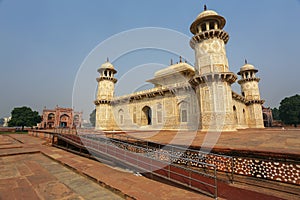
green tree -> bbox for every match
[89,109,96,127]
[271,107,280,120]
[8,106,41,130]
[0,118,4,126]
[279,94,300,127]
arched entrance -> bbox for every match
[233,106,238,124]
[179,101,188,123]
[263,113,272,127]
[118,109,124,125]
[242,109,246,125]
[47,113,55,128]
[47,122,54,128]
[48,113,55,120]
[141,106,152,126]
[60,114,70,128]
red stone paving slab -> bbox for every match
[11,178,40,200]
[52,151,208,200]
[4,134,298,200]
[0,177,18,188]
[82,168,202,200]
[26,171,57,187]
[0,135,23,149]
[115,129,300,155]
[44,143,286,200]
[6,134,45,145]
[0,144,23,149]
[16,163,34,176]
[0,188,16,200]
[0,147,40,157]
[34,181,76,200]
[12,187,40,200]
[0,153,122,200]
[3,134,212,200]
[0,135,14,143]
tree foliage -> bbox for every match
[89,109,96,127]
[271,107,280,120]
[8,106,41,130]
[279,94,300,127]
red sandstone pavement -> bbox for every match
[1,133,298,200]
[0,134,211,200]
[0,151,123,200]
[108,128,300,156]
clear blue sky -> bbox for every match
[0,0,300,120]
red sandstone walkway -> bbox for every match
[110,128,300,155]
[1,133,298,200]
[0,134,211,200]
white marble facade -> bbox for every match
[94,7,264,131]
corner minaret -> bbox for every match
[94,59,117,130]
[238,62,264,128]
[189,5,237,131]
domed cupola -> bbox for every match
[238,60,259,83]
[237,59,263,103]
[97,58,117,83]
[98,58,117,76]
[190,5,226,35]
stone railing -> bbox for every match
[108,135,299,185]
[28,130,300,185]
[233,156,299,185]
[28,130,54,143]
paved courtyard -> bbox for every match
[0,134,210,200]
[116,128,300,155]
[0,153,122,200]
[1,130,299,200]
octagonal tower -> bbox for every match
[94,59,117,130]
[189,6,237,131]
[238,62,264,128]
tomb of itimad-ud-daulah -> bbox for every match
[94,6,265,132]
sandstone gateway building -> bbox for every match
[94,7,265,131]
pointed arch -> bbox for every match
[47,113,55,120]
[59,114,70,127]
[179,101,189,123]
[132,106,137,124]
[242,109,246,125]
[141,106,152,126]
[157,102,163,124]
[233,106,238,124]
[118,109,124,125]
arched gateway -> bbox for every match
[141,106,152,126]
